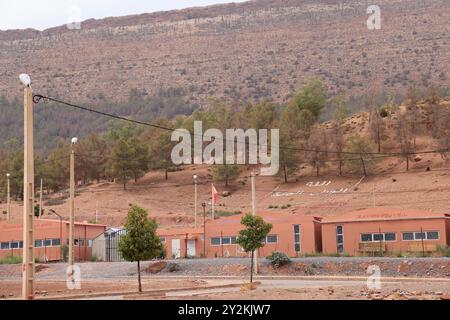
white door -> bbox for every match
[187,240,196,257]
[172,239,181,259]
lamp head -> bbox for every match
[19,74,32,87]
[71,137,78,145]
[6,173,10,178]
[193,175,198,181]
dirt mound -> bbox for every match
[145,261,167,274]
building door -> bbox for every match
[172,239,181,259]
[187,239,196,257]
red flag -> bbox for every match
[212,184,218,205]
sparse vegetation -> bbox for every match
[0,256,22,265]
[267,252,291,268]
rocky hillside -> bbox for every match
[0,0,448,106]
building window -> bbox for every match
[427,232,439,240]
[51,239,61,246]
[1,242,10,250]
[385,233,396,241]
[266,235,278,244]
[88,240,93,247]
[211,236,237,246]
[44,239,52,247]
[414,232,426,240]
[361,233,396,242]
[294,225,301,253]
[211,237,221,246]
[11,242,20,249]
[402,231,440,241]
[336,225,344,253]
[19,241,23,248]
[402,232,414,241]
[35,240,43,248]
[159,237,166,244]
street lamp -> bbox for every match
[68,137,77,269]
[49,209,63,261]
[6,173,10,221]
[193,175,198,228]
[20,73,35,300]
[202,202,206,258]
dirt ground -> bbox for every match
[1,258,449,300]
[2,157,449,228]
[162,280,450,301]
[0,278,213,299]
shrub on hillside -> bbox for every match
[266,252,291,268]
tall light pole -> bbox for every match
[202,202,206,258]
[251,171,258,274]
[20,74,35,300]
[193,175,198,228]
[68,137,78,269]
[38,178,43,218]
[6,173,10,221]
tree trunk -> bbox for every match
[316,163,319,177]
[283,164,288,183]
[123,181,126,191]
[338,159,343,176]
[137,260,142,292]
[360,155,367,176]
[406,155,409,171]
[225,165,229,187]
[377,126,381,153]
[250,250,254,283]
[165,168,168,180]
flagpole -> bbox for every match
[211,184,215,220]
[211,184,217,220]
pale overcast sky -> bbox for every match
[0,0,247,31]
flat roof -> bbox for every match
[321,208,449,224]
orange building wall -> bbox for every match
[157,230,203,259]
[203,213,321,258]
[322,219,448,256]
[0,219,106,261]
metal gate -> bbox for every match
[105,229,126,262]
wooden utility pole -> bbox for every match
[6,173,10,221]
[38,178,43,218]
[69,146,75,267]
[194,175,198,228]
[22,86,35,300]
[251,171,258,274]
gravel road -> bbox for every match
[1,257,449,281]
